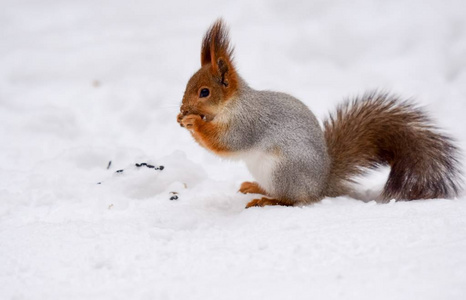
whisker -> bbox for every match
[156,106,180,110]
[157,104,180,108]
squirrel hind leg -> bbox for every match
[245,197,294,208]
[239,181,268,195]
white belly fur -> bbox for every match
[237,149,279,194]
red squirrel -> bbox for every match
[177,19,462,208]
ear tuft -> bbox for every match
[200,19,238,97]
[200,19,235,68]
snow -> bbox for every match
[1,0,466,299]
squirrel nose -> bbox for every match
[180,105,190,115]
[181,105,196,116]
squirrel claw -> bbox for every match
[177,112,185,127]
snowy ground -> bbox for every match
[1,0,466,299]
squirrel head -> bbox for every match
[179,19,238,123]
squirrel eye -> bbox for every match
[199,88,210,98]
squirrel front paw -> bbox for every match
[180,114,205,130]
[177,112,185,126]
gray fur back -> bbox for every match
[220,80,330,203]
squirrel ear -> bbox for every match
[200,35,211,66]
[201,19,232,66]
[201,19,237,89]
[217,57,229,86]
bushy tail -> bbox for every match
[323,92,462,201]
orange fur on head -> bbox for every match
[200,19,238,99]
[178,19,239,156]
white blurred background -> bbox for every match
[1,1,466,299]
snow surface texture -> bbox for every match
[1,0,466,299]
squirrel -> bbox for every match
[177,19,462,208]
